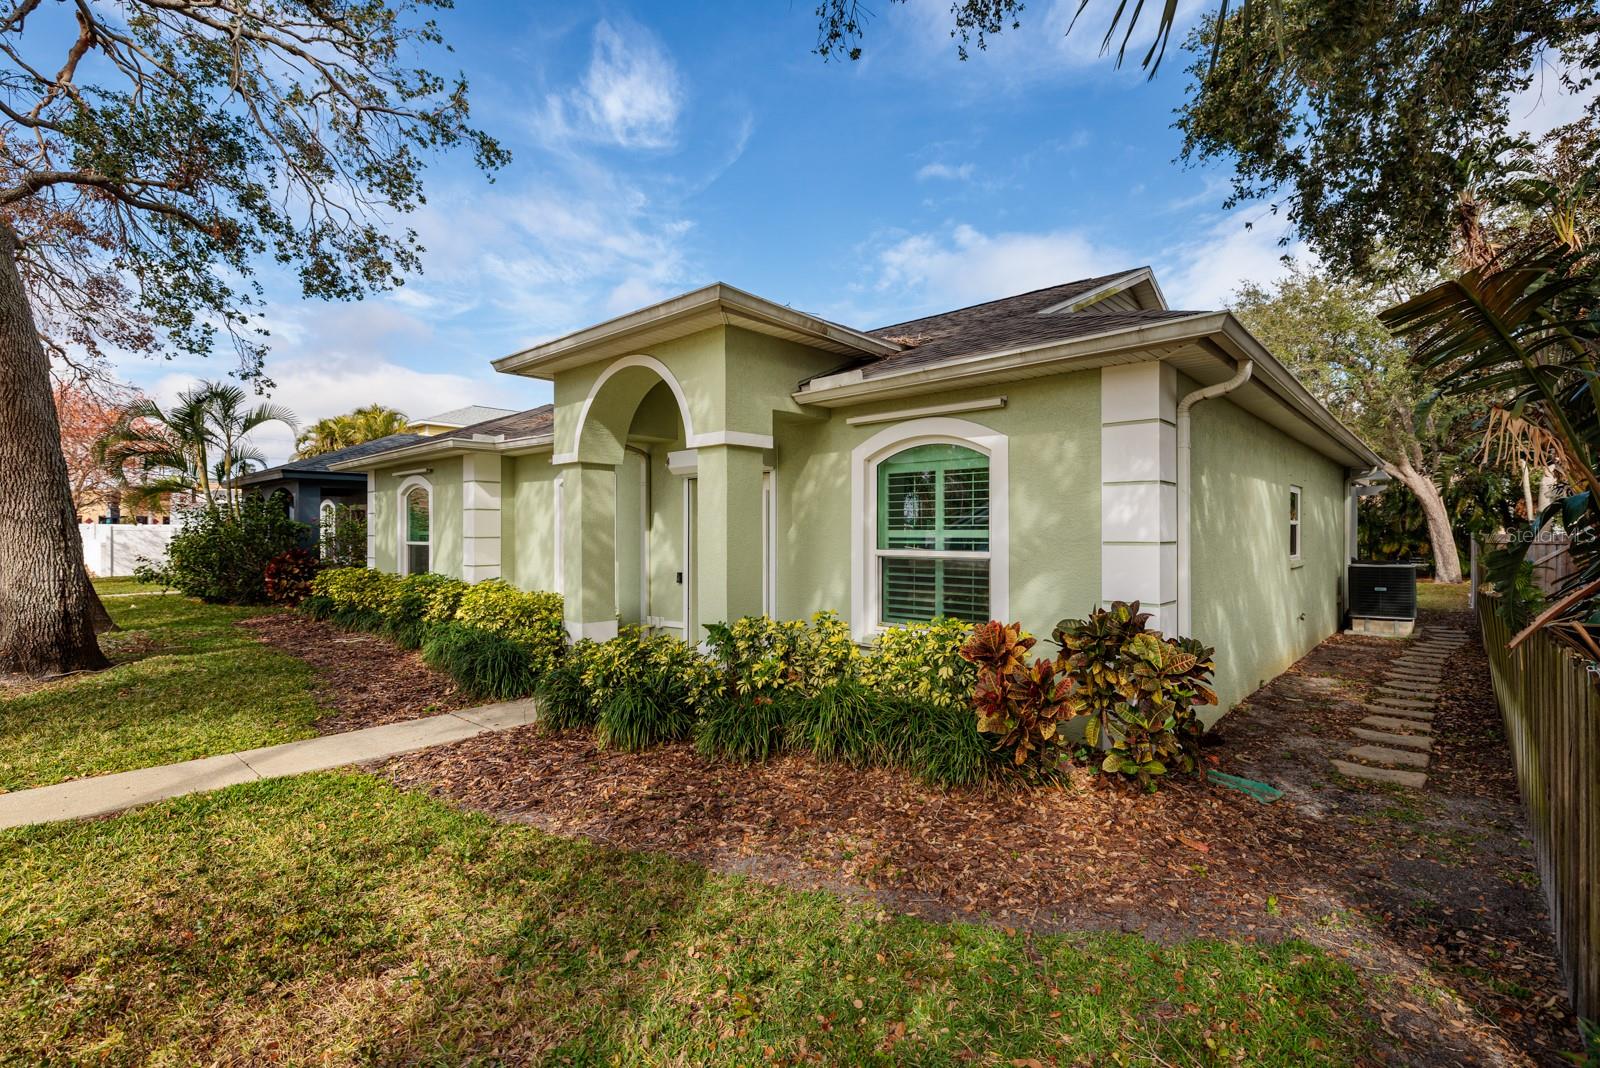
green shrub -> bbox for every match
[596,685,697,752]
[300,593,336,621]
[453,579,565,674]
[791,679,879,765]
[421,622,538,701]
[704,612,856,698]
[695,690,795,762]
[1054,601,1218,788]
[858,618,976,713]
[136,498,307,604]
[318,503,368,568]
[383,573,468,649]
[536,643,598,731]
[309,566,399,616]
[581,628,714,751]
[582,627,715,716]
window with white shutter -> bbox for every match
[875,443,990,624]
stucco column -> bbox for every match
[693,444,765,629]
[560,462,618,641]
[1100,362,1179,634]
[364,476,376,568]
[461,452,503,583]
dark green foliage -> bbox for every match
[536,652,596,732]
[383,616,432,652]
[695,691,794,763]
[903,696,996,788]
[135,498,307,605]
[1358,474,1520,570]
[791,680,880,766]
[329,607,388,635]
[421,623,537,702]
[596,686,697,753]
[299,593,335,621]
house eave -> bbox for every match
[491,283,902,379]
[327,433,554,472]
[792,311,1380,470]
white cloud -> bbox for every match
[916,161,975,181]
[870,222,1126,313]
[1157,211,1310,309]
[542,20,685,149]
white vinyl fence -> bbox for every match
[79,523,175,577]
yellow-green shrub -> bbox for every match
[310,566,398,613]
[858,618,976,714]
[451,579,565,674]
[704,611,856,698]
[384,573,468,649]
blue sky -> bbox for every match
[115,0,1589,463]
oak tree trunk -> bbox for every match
[0,220,108,675]
[1388,461,1463,584]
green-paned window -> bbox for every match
[404,486,430,574]
[875,443,990,625]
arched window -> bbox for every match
[874,443,990,624]
[319,499,337,557]
[403,485,430,574]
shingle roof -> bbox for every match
[433,404,554,442]
[845,271,1198,380]
[240,432,428,481]
[413,404,518,428]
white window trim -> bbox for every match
[397,474,433,575]
[318,498,337,556]
[850,417,1008,642]
[1289,484,1303,564]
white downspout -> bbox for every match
[1176,357,1254,636]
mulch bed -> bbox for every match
[373,598,1579,1067]
[238,614,469,733]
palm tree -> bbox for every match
[1382,192,1600,653]
[96,381,296,512]
[294,404,410,458]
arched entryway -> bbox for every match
[559,354,769,643]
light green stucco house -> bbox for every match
[333,267,1380,714]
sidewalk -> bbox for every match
[0,698,537,830]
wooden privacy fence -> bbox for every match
[1479,592,1600,1018]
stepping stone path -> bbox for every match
[1333,625,1468,789]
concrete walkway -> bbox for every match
[0,698,538,831]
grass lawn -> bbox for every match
[0,772,1371,1065]
[1416,580,1470,613]
[0,590,326,792]
[93,576,174,596]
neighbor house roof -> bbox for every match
[236,432,427,484]
[410,404,518,430]
[328,405,554,471]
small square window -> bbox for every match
[1288,485,1303,561]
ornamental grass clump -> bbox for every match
[1052,600,1217,788]
[791,678,880,766]
[694,689,798,763]
[585,628,715,751]
[536,641,599,731]
[420,622,539,701]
